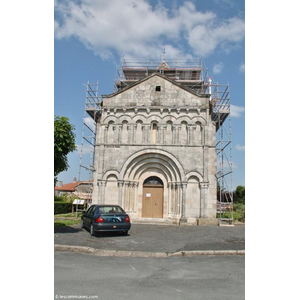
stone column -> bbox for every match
[167,182,172,216]
[157,125,162,144]
[174,183,180,215]
[172,183,177,215]
[132,182,139,213]
[127,182,132,212]
[162,125,167,144]
[172,125,177,144]
[203,146,209,182]
[97,181,106,204]
[177,183,182,216]
[132,124,136,144]
[180,182,187,222]
[177,125,181,145]
[191,126,196,145]
[204,124,209,145]
[187,126,191,145]
[146,125,151,144]
[141,125,145,144]
[200,182,209,218]
[117,181,124,207]
[112,125,117,144]
[118,125,123,144]
[127,126,132,144]
[124,181,130,211]
[97,181,101,204]
[104,125,108,144]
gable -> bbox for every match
[102,74,209,108]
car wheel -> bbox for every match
[90,224,95,236]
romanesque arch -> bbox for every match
[117,148,187,218]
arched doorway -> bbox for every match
[142,176,164,218]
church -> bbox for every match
[90,59,221,225]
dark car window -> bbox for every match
[86,206,92,214]
[98,206,125,214]
[89,206,96,215]
[86,206,95,215]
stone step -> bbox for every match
[131,218,176,225]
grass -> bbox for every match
[54,212,82,227]
[217,203,245,222]
[54,212,82,218]
[54,218,81,227]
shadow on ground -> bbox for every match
[54,225,83,234]
[81,227,131,238]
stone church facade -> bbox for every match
[91,72,217,224]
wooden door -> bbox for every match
[142,186,163,218]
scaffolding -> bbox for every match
[78,81,102,207]
[115,57,233,223]
[81,57,233,222]
[211,83,234,225]
[114,56,209,94]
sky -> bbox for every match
[54,0,245,190]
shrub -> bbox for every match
[54,196,64,202]
[233,203,245,211]
[239,212,245,222]
[235,186,245,204]
[54,202,72,215]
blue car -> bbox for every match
[81,204,131,236]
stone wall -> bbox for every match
[92,74,217,223]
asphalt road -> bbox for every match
[55,251,245,300]
[54,223,245,253]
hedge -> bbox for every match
[54,201,72,215]
[54,196,64,202]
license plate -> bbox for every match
[107,217,122,223]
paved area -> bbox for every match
[55,251,245,300]
[54,223,245,254]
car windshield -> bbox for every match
[98,206,125,214]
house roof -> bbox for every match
[55,181,82,191]
[102,72,209,99]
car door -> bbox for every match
[83,205,94,226]
[86,205,96,227]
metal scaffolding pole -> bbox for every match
[77,81,102,216]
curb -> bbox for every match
[54,244,245,258]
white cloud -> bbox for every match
[231,105,245,117]
[239,63,245,72]
[83,117,96,132]
[54,0,245,59]
[236,144,245,151]
[213,0,235,8]
[213,62,224,74]
[188,17,245,56]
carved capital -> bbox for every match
[117,181,124,187]
[97,180,106,187]
[181,182,188,189]
[133,182,139,188]
[200,182,209,189]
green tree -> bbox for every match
[235,185,245,204]
[54,116,76,183]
